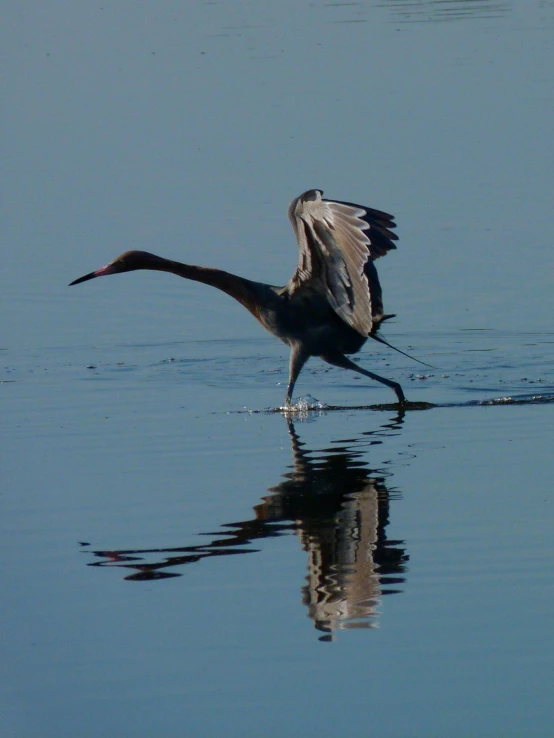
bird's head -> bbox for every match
[69,250,165,286]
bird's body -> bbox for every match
[70,189,407,405]
[259,285,367,355]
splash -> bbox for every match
[278,394,328,418]
[474,393,554,406]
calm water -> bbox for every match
[2,1,554,736]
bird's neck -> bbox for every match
[159,259,267,317]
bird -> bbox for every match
[70,189,407,406]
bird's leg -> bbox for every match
[321,353,406,405]
[285,345,310,406]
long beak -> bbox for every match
[69,271,97,286]
[69,263,116,286]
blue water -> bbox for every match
[2,1,554,736]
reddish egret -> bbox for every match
[70,189,407,405]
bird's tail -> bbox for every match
[369,331,436,369]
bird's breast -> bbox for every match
[257,288,367,356]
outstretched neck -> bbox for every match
[148,255,267,316]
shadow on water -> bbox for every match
[322,392,554,411]
[259,391,554,415]
[84,414,410,640]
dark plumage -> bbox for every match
[70,189,406,405]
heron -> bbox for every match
[70,189,409,405]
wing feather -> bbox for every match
[286,189,398,336]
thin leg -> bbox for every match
[285,345,310,405]
[321,352,406,405]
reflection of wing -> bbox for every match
[287,189,398,337]
[84,417,409,637]
[301,481,382,634]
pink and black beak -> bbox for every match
[69,263,118,286]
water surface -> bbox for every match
[2,1,553,736]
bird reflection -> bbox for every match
[86,415,409,637]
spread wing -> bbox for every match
[286,189,398,336]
